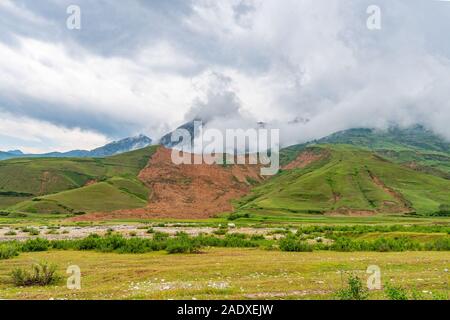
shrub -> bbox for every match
[384,283,409,300]
[166,233,201,254]
[0,243,19,260]
[166,239,200,254]
[336,274,369,300]
[228,212,250,221]
[146,228,154,234]
[222,233,258,248]
[116,237,154,254]
[77,234,102,250]
[433,204,450,216]
[153,231,169,242]
[426,238,450,251]
[21,238,50,252]
[213,227,228,235]
[5,230,17,236]
[22,227,40,235]
[250,234,265,241]
[279,235,313,252]
[11,262,61,287]
[329,237,421,252]
[29,228,40,236]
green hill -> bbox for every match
[0,146,157,213]
[237,145,450,217]
[281,126,450,178]
[9,177,149,215]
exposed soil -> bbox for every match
[72,147,264,221]
[84,179,98,187]
[283,150,325,170]
[367,170,412,213]
[39,171,50,195]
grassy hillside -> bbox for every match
[237,145,450,216]
[281,126,450,177]
[0,146,157,212]
[10,177,149,215]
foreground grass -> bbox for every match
[0,249,448,300]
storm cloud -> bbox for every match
[1,0,450,152]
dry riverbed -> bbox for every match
[0,224,282,241]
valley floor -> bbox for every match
[0,248,448,300]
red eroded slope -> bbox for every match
[72,147,264,220]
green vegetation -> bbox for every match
[0,146,156,214]
[1,249,446,300]
[0,227,448,263]
[10,262,61,287]
[237,145,450,216]
[279,235,313,252]
[335,274,369,300]
[0,243,19,260]
[291,126,450,175]
[11,179,148,214]
[384,283,409,300]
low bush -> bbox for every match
[279,235,313,252]
[153,231,169,242]
[329,237,421,252]
[0,243,19,260]
[384,283,409,300]
[213,227,228,235]
[166,238,201,254]
[11,262,61,287]
[22,227,40,235]
[228,212,250,221]
[21,238,50,252]
[336,274,369,300]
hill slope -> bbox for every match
[71,146,264,220]
[0,146,157,212]
[281,126,450,178]
[237,145,450,216]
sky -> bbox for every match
[1,0,450,153]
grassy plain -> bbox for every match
[0,249,448,300]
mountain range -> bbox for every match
[0,134,152,161]
[0,125,449,219]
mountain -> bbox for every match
[159,119,202,148]
[6,150,23,156]
[237,144,450,216]
[1,125,449,219]
[88,134,152,157]
[0,134,153,161]
[314,126,450,153]
[0,152,13,161]
[281,126,450,177]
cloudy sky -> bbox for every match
[1,0,450,153]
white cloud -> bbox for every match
[1,0,450,152]
[0,111,108,153]
[0,36,198,139]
